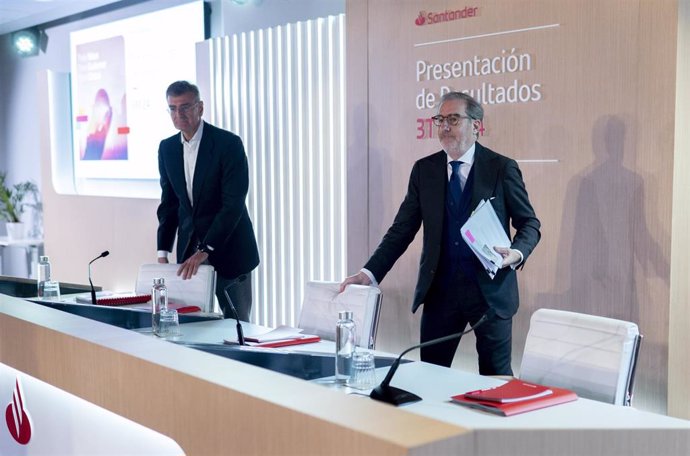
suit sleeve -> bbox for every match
[364,162,423,283]
[202,135,250,249]
[503,159,541,264]
[156,141,179,251]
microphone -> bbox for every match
[88,251,109,304]
[223,280,245,345]
[369,307,497,406]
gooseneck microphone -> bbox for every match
[88,251,109,304]
[370,308,497,406]
[223,281,245,345]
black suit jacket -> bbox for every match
[156,122,260,279]
[364,143,540,319]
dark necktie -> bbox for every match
[449,161,463,205]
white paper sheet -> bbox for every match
[461,199,511,279]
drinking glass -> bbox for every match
[346,350,376,390]
[42,280,60,301]
[157,308,180,338]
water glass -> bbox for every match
[157,308,180,338]
[346,350,377,390]
[42,280,60,300]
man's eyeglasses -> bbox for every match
[168,102,198,115]
[431,114,472,127]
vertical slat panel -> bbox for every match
[338,15,347,276]
[204,15,346,326]
[285,23,296,326]
[295,20,306,325]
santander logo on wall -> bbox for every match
[415,7,479,26]
[5,377,32,445]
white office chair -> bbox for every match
[297,281,382,349]
[135,264,217,313]
[519,308,642,406]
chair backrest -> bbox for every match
[297,281,382,349]
[135,264,217,313]
[519,308,642,406]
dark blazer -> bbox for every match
[364,143,540,319]
[156,121,260,279]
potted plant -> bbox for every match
[0,172,39,240]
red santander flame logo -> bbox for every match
[5,377,32,445]
[414,7,479,26]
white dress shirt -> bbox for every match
[183,121,204,206]
[157,122,204,260]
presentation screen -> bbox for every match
[69,1,205,183]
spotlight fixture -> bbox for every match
[11,27,48,57]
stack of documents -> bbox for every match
[461,199,511,279]
[224,325,320,348]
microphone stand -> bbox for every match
[88,251,109,304]
[370,308,496,406]
[223,282,245,345]
[89,274,97,305]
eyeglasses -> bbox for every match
[431,114,472,127]
[168,102,198,115]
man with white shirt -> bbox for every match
[156,81,259,321]
[340,92,540,374]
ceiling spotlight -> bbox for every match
[11,28,47,57]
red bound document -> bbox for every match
[77,293,201,313]
[464,379,552,403]
[451,383,577,416]
[253,335,321,348]
[94,294,151,306]
[169,304,202,314]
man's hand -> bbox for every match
[177,250,209,279]
[339,271,372,293]
[493,246,520,268]
[157,257,169,264]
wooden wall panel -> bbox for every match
[669,0,690,420]
[348,0,678,414]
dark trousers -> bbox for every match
[215,273,252,321]
[420,270,513,375]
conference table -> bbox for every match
[2,294,689,455]
[151,318,690,444]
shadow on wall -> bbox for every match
[532,114,670,412]
[538,115,669,319]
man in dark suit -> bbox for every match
[157,81,259,321]
[340,92,540,374]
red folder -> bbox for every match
[451,384,577,416]
[169,304,202,314]
[464,379,552,403]
[252,335,321,348]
